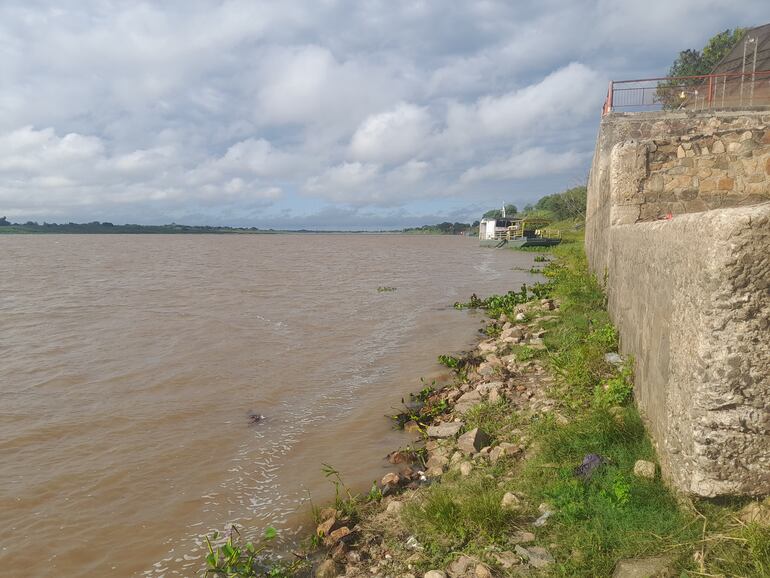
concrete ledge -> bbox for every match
[607,203,770,496]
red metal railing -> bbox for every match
[602,70,770,115]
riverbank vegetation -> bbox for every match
[201,215,768,577]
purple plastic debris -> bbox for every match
[573,453,606,480]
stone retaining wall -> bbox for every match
[586,109,770,497]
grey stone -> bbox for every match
[426,422,464,438]
[612,556,675,578]
[633,460,656,479]
[457,428,491,454]
[500,492,521,510]
[446,556,473,578]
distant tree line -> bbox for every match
[0,218,273,234]
[402,221,478,235]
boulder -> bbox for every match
[424,572,447,578]
[739,498,770,527]
[324,526,351,546]
[381,472,401,487]
[501,492,521,510]
[459,462,473,477]
[426,422,464,438]
[633,460,656,479]
[526,547,554,569]
[489,442,519,464]
[446,555,474,578]
[455,391,483,414]
[427,453,449,471]
[457,428,491,454]
[316,516,336,537]
[475,381,504,395]
[492,551,520,569]
[612,556,675,577]
[510,531,535,544]
[474,564,492,578]
[404,420,422,433]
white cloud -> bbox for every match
[0,0,766,224]
[349,103,432,164]
[460,147,585,183]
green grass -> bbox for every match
[402,228,770,577]
[515,408,695,576]
[462,400,520,442]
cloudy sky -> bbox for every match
[1,1,766,229]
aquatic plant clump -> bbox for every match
[453,281,553,317]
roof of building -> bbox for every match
[711,24,770,75]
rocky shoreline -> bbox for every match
[310,296,570,578]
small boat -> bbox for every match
[478,217,562,248]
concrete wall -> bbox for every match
[586,110,770,497]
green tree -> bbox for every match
[483,203,518,219]
[657,28,746,109]
[535,186,587,220]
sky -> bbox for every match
[0,1,767,229]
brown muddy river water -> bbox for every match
[0,234,540,577]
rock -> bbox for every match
[330,541,347,561]
[489,446,504,464]
[424,571,447,578]
[345,550,362,565]
[381,472,401,487]
[459,462,473,476]
[510,531,536,544]
[457,428,491,454]
[324,526,351,546]
[526,547,555,569]
[427,453,450,470]
[450,451,464,465]
[386,500,404,515]
[315,559,337,578]
[426,422,464,438]
[455,391,483,414]
[475,381,503,395]
[612,556,675,577]
[474,564,492,578]
[387,450,411,464]
[533,510,552,527]
[492,551,520,569]
[446,555,474,578]
[604,352,624,366]
[317,516,336,536]
[404,420,421,433]
[487,388,501,404]
[514,313,526,321]
[501,492,521,510]
[490,443,519,464]
[478,341,497,353]
[633,460,656,479]
[426,466,444,478]
[739,498,770,527]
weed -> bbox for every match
[203,526,299,577]
[437,354,460,369]
[377,286,397,292]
